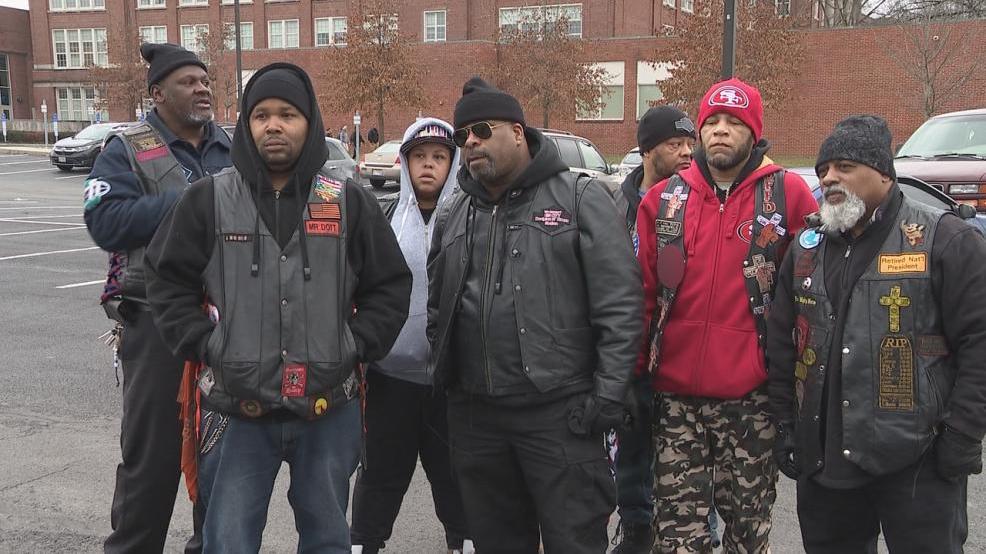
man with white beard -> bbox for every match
[766,115,986,553]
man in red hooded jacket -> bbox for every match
[636,78,817,552]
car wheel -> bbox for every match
[370,178,386,189]
[56,165,73,172]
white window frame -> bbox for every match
[136,0,165,9]
[636,61,672,120]
[178,0,207,6]
[498,3,582,38]
[49,0,105,12]
[139,26,168,43]
[681,0,694,12]
[52,28,108,68]
[314,17,347,46]
[180,24,209,51]
[224,22,254,50]
[775,0,791,16]
[576,61,624,121]
[423,10,446,43]
[56,87,103,121]
[221,0,252,4]
[268,19,300,49]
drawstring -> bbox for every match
[251,169,262,277]
[295,174,312,280]
[493,192,513,294]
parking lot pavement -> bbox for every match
[0,152,982,553]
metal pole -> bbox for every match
[354,111,361,162]
[721,0,737,79]
[235,0,243,106]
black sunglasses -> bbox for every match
[452,121,509,147]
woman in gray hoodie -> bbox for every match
[350,117,471,554]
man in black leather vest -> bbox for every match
[84,43,230,554]
[145,63,410,552]
[427,77,642,554]
[767,115,986,553]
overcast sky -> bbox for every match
[0,0,29,9]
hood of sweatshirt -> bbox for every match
[455,126,569,205]
[373,117,461,383]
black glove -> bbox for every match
[936,424,983,482]
[568,394,627,436]
[773,421,801,480]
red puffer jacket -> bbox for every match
[636,157,817,399]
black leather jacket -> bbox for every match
[427,129,642,402]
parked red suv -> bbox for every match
[894,108,986,212]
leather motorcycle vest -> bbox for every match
[115,122,191,301]
[200,166,360,419]
[789,198,955,476]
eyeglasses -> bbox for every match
[452,121,509,147]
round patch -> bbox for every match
[795,315,811,356]
[239,400,263,418]
[313,397,329,416]
[708,85,751,109]
[802,277,813,290]
[803,347,817,366]
[799,229,823,249]
[736,220,754,243]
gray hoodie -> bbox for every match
[371,117,460,384]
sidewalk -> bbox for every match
[0,143,52,156]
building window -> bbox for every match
[140,26,168,44]
[56,87,102,121]
[52,28,108,68]
[180,24,209,51]
[49,0,104,11]
[224,22,253,50]
[221,0,252,4]
[178,0,207,6]
[636,61,672,120]
[314,17,347,46]
[681,0,694,12]
[775,0,791,16]
[663,0,675,7]
[268,19,300,49]
[0,55,10,119]
[363,14,398,44]
[576,61,624,121]
[137,0,165,8]
[423,10,446,42]
[499,4,582,37]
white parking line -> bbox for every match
[0,214,80,219]
[0,160,50,166]
[55,174,86,180]
[55,279,104,289]
[0,246,98,261]
[0,206,79,210]
[0,227,88,237]
[0,218,85,226]
[0,168,57,176]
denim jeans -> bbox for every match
[197,399,362,553]
[615,374,655,525]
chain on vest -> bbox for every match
[116,122,191,301]
[199,166,360,420]
[789,198,955,477]
[646,171,788,373]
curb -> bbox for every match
[0,146,51,156]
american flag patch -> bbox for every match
[308,202,341,220]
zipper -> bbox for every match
[696,196,727,393]
[274,189,281,244]
[480,204,499,394]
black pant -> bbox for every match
[105,309,202,554]
[351,370,467,550]
[447,392,615,554]
[797,455,967,554]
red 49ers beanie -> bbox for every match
[697,78,764,142]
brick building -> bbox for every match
[0,6,33,120]
[24,0,986,157]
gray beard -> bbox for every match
[819,185,867,234]
[467,155,497,184]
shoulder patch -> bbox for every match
[83,178,111,211]
[799,228,823,249]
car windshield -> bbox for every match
[897,114,986,158]
[374,141,401,154]
[622,151,642,165]
[325,139,349,161]
[75,124,115,141]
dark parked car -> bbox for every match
[791,167,986,236]
[50,122,135,171]
[894,108,986,213]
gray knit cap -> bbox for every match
[815,115,896,180]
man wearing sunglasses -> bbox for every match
[427,77,642,553]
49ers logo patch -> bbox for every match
[736,220,754,243]
[533,207,571,229]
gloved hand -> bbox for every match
[773,421,801,480]
[568,394,627,436]
[936,423,983,482]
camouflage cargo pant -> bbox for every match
[654,388,777,553]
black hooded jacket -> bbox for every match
[427,128,643,405]
[145,63,411,366]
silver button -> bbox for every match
[843,449,851,458]
[511,249,520,257]
[829,313,836,321]
[514,285,521,291]
[813,415,820,421]
[743,260,750,266]
[816,460,823,467]
[281,299,288,306]
[280,255,287,262]
[281,349,288,358]
[842,400,850,408]
[519,328,527,335]
[819,365,825,373]
[524,366,530,373]
[842,347,850,355]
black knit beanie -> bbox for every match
[637,106,695,152]
[453,77,525,129]
[815,115,896,180]
[243,68,312,120]
[141,43,207,92]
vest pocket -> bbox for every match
[218,362,261,400]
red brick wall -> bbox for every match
[0,6,33,119]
